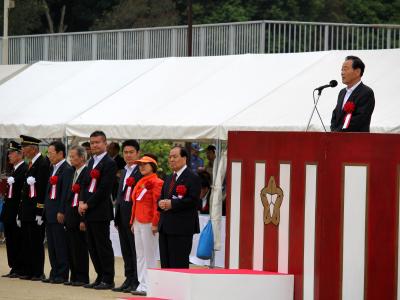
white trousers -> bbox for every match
[133,220,158,292]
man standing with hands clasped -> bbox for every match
[79,131,117,290]
[158,146,201,268]
[330,55,375,132]
[43,141,73,284]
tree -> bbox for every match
[91,0,179,30]
[0,0,44,35]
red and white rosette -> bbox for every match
[27,176,36,198]
[71,183,80,207]
[342,101,356,129]
[136,181,153,201]
[124,177,135,202]
[49,176,58,200]
[176,185,187,199]
[88,169,100,193]
[7,176,15,198]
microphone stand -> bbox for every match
[305,89,327,132]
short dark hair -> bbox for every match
[206,145,216,152]
[198,170,211,188]
[109,142,120,152]
[49,141,66,158]
[81,142,90,148]
[143,153,158,172]
[122,139,140,152]
[90,130,107,141]
[172,146,188,159]
[345,55,365,76]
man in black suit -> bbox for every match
[330,56,375,132]
[43,141,73,284]
[65,145,89,286]
[108,142,126,202]
[158,146,201,268]
[19,135,50,280]
[79,131,117,290]
[112,140,142,293]
[0,141,27,278]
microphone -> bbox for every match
[315,80,338,93]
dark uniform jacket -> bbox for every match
[0,162,28,223]
[20,155,50,222]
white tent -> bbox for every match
[0,49,398,140]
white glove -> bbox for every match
[16,216,21,228]
[35,215,43,226]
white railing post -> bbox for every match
[324,25,329,51]
[260,21,266,53]
[67,35,73,61]
[229,24,235,55]
[171,28,177,57]
[91,33,97,60]
[144,30,150,59]
[43,36,49,61]
[20,37,25,63]
[117,31,123,59]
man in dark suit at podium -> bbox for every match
[158,146,201,268]
[0,141,27,278]
[79,130,117,290]
[330,55,375,132]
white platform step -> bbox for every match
[148,268,294,300]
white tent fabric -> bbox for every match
[0,64,29,83]
[0,59,165,138]
[0,49,398,139]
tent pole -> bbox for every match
[209,138,222,269]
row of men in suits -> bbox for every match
[1,131,202,293]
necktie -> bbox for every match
[73,171,78,184]
[168,173,177,197]
[28,161,32,169]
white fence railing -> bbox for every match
[1,20,399,64]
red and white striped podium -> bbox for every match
[225,131,400,300]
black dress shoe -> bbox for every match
[32,275,46,281]
[51,278,64,284]
[72,281,87,287]
[83,281,101,289]
[42,278,53,283]
[19,275,32,280]
[124,283,138,293]
[64,281,72,286]
[2,273,11,278]
[94,282,115,290]
[131,290,147,296]
[9,273,20,278]
[112,278,132,292]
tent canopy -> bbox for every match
[0,49,398,140]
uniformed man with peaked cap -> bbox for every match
[19,135,50,281]
[0,141,27,278]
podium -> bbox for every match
[225,132,400,300]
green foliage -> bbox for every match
[139,140,173,175]
[91,0,179,30]
[0,0,44,35]
[1,0,399,36]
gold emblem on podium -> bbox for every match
[260,176,284,226]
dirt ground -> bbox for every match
[0,243,144,300]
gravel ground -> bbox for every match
[0,243,145,300]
